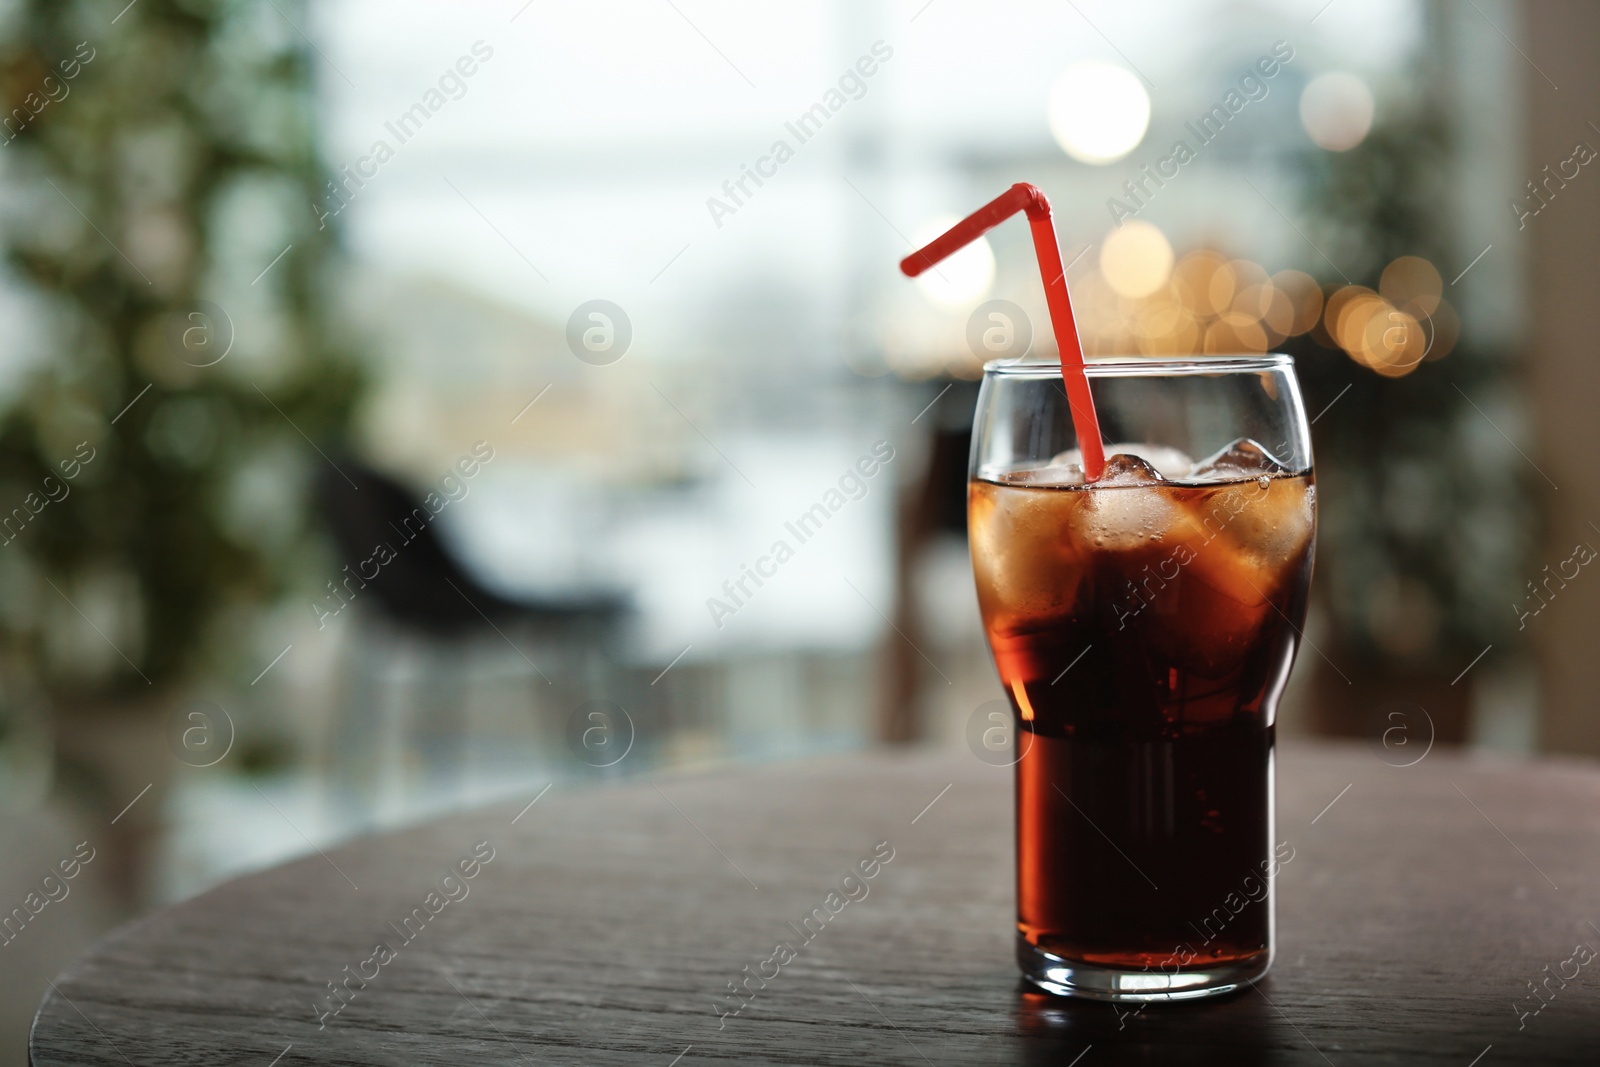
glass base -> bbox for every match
[1017,935,1270,1002]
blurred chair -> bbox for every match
[312,456,630,803]
[881,379,980,743]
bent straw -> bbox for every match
[900,182,1106,482]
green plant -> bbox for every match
[1291,89,1534,671]
[0,0,361,701]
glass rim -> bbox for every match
[983,354,1294,378]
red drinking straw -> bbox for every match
[899,182,1106,482]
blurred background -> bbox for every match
[0,0,1596,1057]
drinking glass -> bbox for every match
[968,355,1316,1001]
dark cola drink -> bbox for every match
[969,441,1314,994]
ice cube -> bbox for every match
[1050,444,1193,481]
[1211,477,1316,569]
[1096,452,1168,486]
[1072,453,1181,552]
[1189,438,1288,483]
[1005,457,1086,486]
[1047,448,1084,468]
[1158,473,1318,659]
[1104,443,1194,481]
[969,481,1087,625]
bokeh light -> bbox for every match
[1048,62,1151,165]
[1171,251,1230,316]
[1419,296,1459,361]
[1062,246,1347,358]
[1025,243,1449,370]
[1205,313,1268,354]
[1380,255,1443,315]
[1270,270,1324,336]
[911,215,996,308]
[1299,72,1376,152]
[1100,221,1174,298]
[1308,256,1455,377]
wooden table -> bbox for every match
[30,742,1600,1065]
